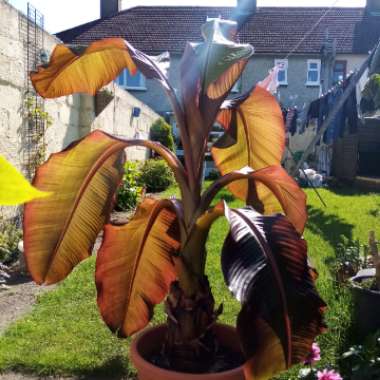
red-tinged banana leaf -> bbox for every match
[23,130,129,285]
[31,38,137,98]
[30,38,187,168]
[31,38,179,103]
[221,206,326,380]
[180,19,253,180]
[24,130,187,286]
[95,198,180,337]
[200,166,307,235]
[212,86,285,200]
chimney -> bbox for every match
[101,0,122,19]
[367,0,380,16]
[237,0,257,13]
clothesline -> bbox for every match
[291,39,380,176]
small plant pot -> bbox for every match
[350,271,380,339]
[130,324,244,380]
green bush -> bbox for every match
[361,74,380,113]
[206,169,220,180]
[116,161,143,211]
[0,219,22,264]
[150,118,175,152]
[139,159,174,193]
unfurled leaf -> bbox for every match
[129,48,171,89]
[24,130,129,285]
[96,198,180,337]
[199,19,253,99]
[212,86,285,190]
[31,38,137,98]
[221,207,326,380]
[201,166,307,234]
[181,19,253,179]
[0,155,50,205]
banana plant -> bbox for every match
[24,15,326,380]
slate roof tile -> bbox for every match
[56,6,380,56]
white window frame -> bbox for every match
[274,59,288,86]
[116,69,146,91]
[306,59,321,86]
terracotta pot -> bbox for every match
[130,324,245,380]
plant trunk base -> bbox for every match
[163,277,222,373]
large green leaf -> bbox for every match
[96,198,180,337]
[221,206,326,380]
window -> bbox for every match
[274,59,288,85]
[231,77,242,93]
[306,59,321,86]
[116,69,146,90]
[332,60,347,84]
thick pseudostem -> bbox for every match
[163,278,222,373]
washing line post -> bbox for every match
[291,39,380,177]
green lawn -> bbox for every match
[0,185,379,378]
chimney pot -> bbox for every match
[101,0,122,19]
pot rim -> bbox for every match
[349,277,380,296]
[130,323,244,379]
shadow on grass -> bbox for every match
[209,187,235,205]
[307,205,354,248]
[6,355,132,380]
[327,185,375,197]
[77,356,131,380]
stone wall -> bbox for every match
[0,0,159,219]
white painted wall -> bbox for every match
[0,0,158,219]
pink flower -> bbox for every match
[304,342,321,365]
[317,369,343,380]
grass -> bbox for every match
[0,184,379,378]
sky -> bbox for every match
[7,0,366,34]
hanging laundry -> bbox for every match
[323,86,344,144]
[343,75,359,134]
[318,95,329,133]
[258,66,280,95]
[306,74,359,144]
[317,144,333,177]
[281,106,288,124]
[307,98,320,122]
[298,103,310,135]
[285,107,298,135]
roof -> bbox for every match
[56,6,380,56]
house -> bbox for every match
[0,0,159,219]
[56,0,380,115]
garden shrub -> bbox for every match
[0,218,22,265]
[116,161,143,211]
[206,169,220,180]
[138,159,174,193]
[361,74,380,113]
[150,118,175,152]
